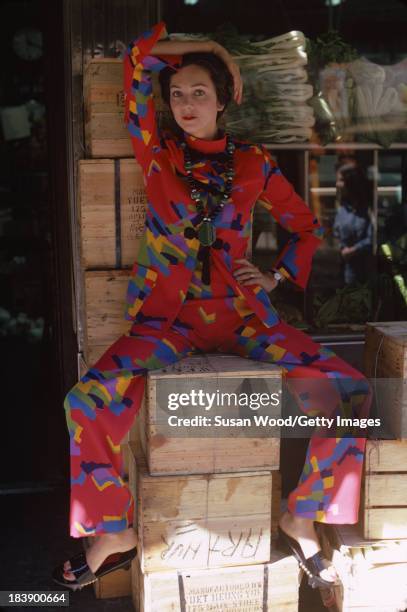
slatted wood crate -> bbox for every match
[82,269,131,364]
[83,537,133,599]
[132,551,299,612]
[128,441,281,573]
[320,524,407,612]
[78,159,147,269]
[364,321,407,438]
[137,353,282,475]
[362,438,407,539]
[84,59,166,158]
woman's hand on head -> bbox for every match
[211,42,243,105]
[152,37,243,105]
[233,258,279,292]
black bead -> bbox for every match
[184,227,197,239]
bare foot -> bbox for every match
[63,528,138,582]
[279,511,339,583]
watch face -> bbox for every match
[13,28,43,61]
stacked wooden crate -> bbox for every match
[363,321,407,539]
[78,158,147,363]
[362,438,407,540]
[320,524,407,612]
[322,321,407,611]
[128,354,301,611]
[77,59,151,600]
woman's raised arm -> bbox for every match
[151,38,243,105]
[124,22,242,169]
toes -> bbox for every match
[62,560,76,582]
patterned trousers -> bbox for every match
[64,297,372,538]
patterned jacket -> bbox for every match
[123,21,323,332]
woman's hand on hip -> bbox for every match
[234,258,278,292]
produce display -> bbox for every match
[307,31,407,146]
[170,28,407,147]
[312,282,372,329]
[171,27,315,143]
[226,31,315,143]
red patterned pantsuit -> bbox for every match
[64,296,372,538]
[64,19,372,539]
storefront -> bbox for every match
[1,0,406,609]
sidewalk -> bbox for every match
[0,485,324,612]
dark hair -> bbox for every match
[340,165,371,212]
[158,52,234,121]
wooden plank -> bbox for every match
[132,551,300,612]
[143,354,282,475]
[129,442,281,573]
[83,269,132,363]
[77,352,88,380]
[365,439,407,472]
[83,59,167,158]
[78,159,147,268]
[362,439,407,539]
[87,344,111,364]
[364,322,407,438]
[321,524,407,611]
[92,562,133,599]
[363,508,407,539]
[83,537,132,599]
[140,433,281,476]
[365,473,407,506]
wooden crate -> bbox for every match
[83,537,133,599]
[132,551,300,612]
[128,442,281,573]
[362,439,407,539]
[84,59,166,158]
[138,353,282,475]
[364,321,407,438]
[82,269,132,364]
[320,524,407,611]
[78,159,147,269]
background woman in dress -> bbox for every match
[333,161,373,284]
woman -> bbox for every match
[333,162,373,284]
[53,21,371,591]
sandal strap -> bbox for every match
[67,552,96,585]
[306,551,331,575]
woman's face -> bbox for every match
[169,64,225,140]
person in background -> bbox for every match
[333,161,373,284]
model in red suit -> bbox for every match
[53,21,372,591]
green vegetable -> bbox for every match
[313,282,372,328]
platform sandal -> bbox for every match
[277,526,341,589]
[52,546,137,592]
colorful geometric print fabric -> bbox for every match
[64,298,372,537]
[62,21,372,539]
[123,21,324,330]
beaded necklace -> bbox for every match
[180,133,235,247]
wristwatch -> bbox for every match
[270,268,283,283]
